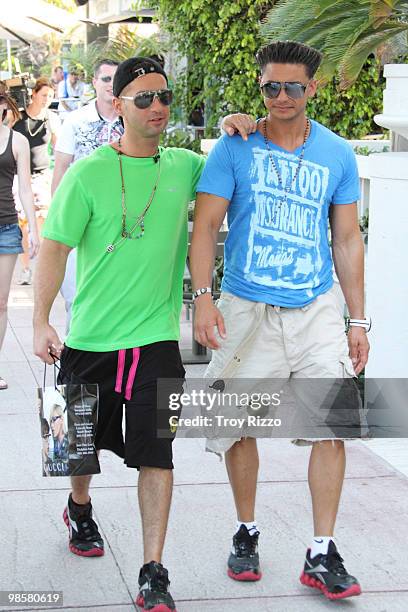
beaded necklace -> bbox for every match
[262,116,310,224]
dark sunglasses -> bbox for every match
[120,89,173,109]
[100,76,113,83]
[42,433,51,439]
[50,415,62,423]
[261,81,309,100]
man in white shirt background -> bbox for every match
[52,59,123,328]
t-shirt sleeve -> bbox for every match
[189,152,206,200]
[57,80,65,99]
[196,135,235,201]
[55,115,75,155]
[42,164,91,248]
[332,144,360,205]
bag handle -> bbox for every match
[42,359,60,391]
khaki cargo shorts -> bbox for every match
[204,284,367,455]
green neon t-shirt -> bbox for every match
[43,145,205,351]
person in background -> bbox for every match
[51,66,64,96]
[57,65,86,118]
[52,59,122,330]
[13,78,60,285]
[0,89,39,390]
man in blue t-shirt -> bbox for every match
[190,41,370,601]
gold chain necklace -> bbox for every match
[106,140,161,253]
[262,117,310,225]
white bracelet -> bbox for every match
[192,287,212,301]
[348,317,371,332]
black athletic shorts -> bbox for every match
[58,341,185,469]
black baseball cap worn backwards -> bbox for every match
[113,57,168,97]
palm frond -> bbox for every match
[314,0,352,18]
[262,0,408,82]
[340,21,408,85]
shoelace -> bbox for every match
[76,515,100,541]
[326,551,347,575]
[235,531,259,557]
[150,571,170,594]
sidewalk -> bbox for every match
[1,263,408,611]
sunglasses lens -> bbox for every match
[158,90,173,106]
[133,90,173,109]
[285,83,305,99]
[101,76,112,82]
[262,83,281,99]
[134,93,154,109]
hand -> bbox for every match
[348,327,370,375]
[221,113,257,141]
[28,229,40,259]
[194,298,226,350]
[33,322,64,365]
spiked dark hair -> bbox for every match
[256,41,323,79]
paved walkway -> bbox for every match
[1,262,408,611]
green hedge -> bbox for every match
[307,58,385,139]
[156,1,386,139]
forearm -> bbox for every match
[33,239,71,325]
[19,188,37,230]
[332,234,365,318]
[51,154,72,195]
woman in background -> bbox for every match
[0,88,40,389]
[13,77,60,284]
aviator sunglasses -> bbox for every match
[120,89,173,109]
[261,81,309,100]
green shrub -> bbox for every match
[156,2,388,139]
[307,58,386,139]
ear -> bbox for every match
[92,77,97,89]
[112,96,122,116]
[307,79,318,99]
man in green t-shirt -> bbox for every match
[33,57,204,612]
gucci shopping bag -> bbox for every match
[38,366,101,477]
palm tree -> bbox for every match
[261,0,408,86]
[63,27,168,83]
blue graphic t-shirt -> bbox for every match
[197,120,360,307]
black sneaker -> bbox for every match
[136,562,176,611]
[227,525,262,581]
[300,540,361,600]
[62,494,104,557]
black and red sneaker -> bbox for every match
[227,525,262,581]
[136,562,176,612]
[300,540,361,600]
[63,494,104,557]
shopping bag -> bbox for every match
[38,365,100,477]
